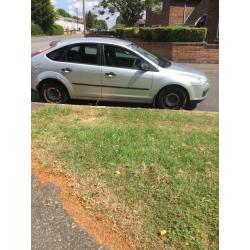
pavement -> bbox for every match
[32,175,104,250]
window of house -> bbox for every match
[195,15,207,27]
[152,2,163,13]
[104,45,143,70]
[65,44,98,65]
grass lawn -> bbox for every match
[32,105,218,250]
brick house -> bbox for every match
[146,0,219,44]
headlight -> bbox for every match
[188,76,203,85]
[201,80,209,87]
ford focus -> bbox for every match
[31,37,209,110]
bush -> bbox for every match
[138,27,153,41]
[116,28,124,38]
[151,27,170,41]
[116,27,139,38]
[46,24,64,36]
[117,26,207,42]
[31,23,44,36]
[87,30,117,37]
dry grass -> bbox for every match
[32,105,218,250]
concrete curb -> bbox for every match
[31,102,218,114]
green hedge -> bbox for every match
[138,27,153,41]
[31,23,44,36]
[117,26,207,42]
[116,27,139,39]
[46,24,64,36]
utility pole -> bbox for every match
[82,0,86,35]
[76,8,79,31]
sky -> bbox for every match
[51,0,119,28]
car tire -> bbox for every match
[157,86,187,110]
[40,81,69,104]
[184,102,197,111]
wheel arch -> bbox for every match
[37,78,70,99]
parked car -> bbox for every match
[31,37,209,109]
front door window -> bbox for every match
[104,45,143,70]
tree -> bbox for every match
[31,0,55,32]
[100,0,144,27]
[95,20,108,30]
[99,0,161,27]
[57,8,72,18]
[72,16,80,20]
[86,11,97,30]
[116,15,124,25]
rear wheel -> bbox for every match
[157,86,187,110]
[40,81,69,104]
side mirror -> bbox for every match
[141,62,151,71]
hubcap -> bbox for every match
[165,93,180,108]
[44,87,62,103]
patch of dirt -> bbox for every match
[61,109,106,125]
[32,151,133,250]
[31,102,48,112]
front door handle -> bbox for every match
[61,68,72,73]
[105,72,116,77]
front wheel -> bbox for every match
[40,81,69,104]
[157,87,187,110]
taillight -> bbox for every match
[31,45,56,57]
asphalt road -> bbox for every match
[32,175,104,250]
[31,36,218,112]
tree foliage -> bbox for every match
[86,11,98,30]
[72,16,80,20]
[31,0,55,32]
[99,0,161,27]
[116,15,124,25]
[57,8,72,18]
[95,20,108,30]
[86,11,108,30]
[100,0,144,27]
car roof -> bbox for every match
[56,37,132,47]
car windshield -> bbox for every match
[129,44,171,68]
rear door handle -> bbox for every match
[105,72,116,77]
[61,68,72,73]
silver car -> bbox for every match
[31,37,209,110]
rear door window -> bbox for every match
[65,44,99,65]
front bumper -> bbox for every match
[190,79,209,101]
[202,88,209,97]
